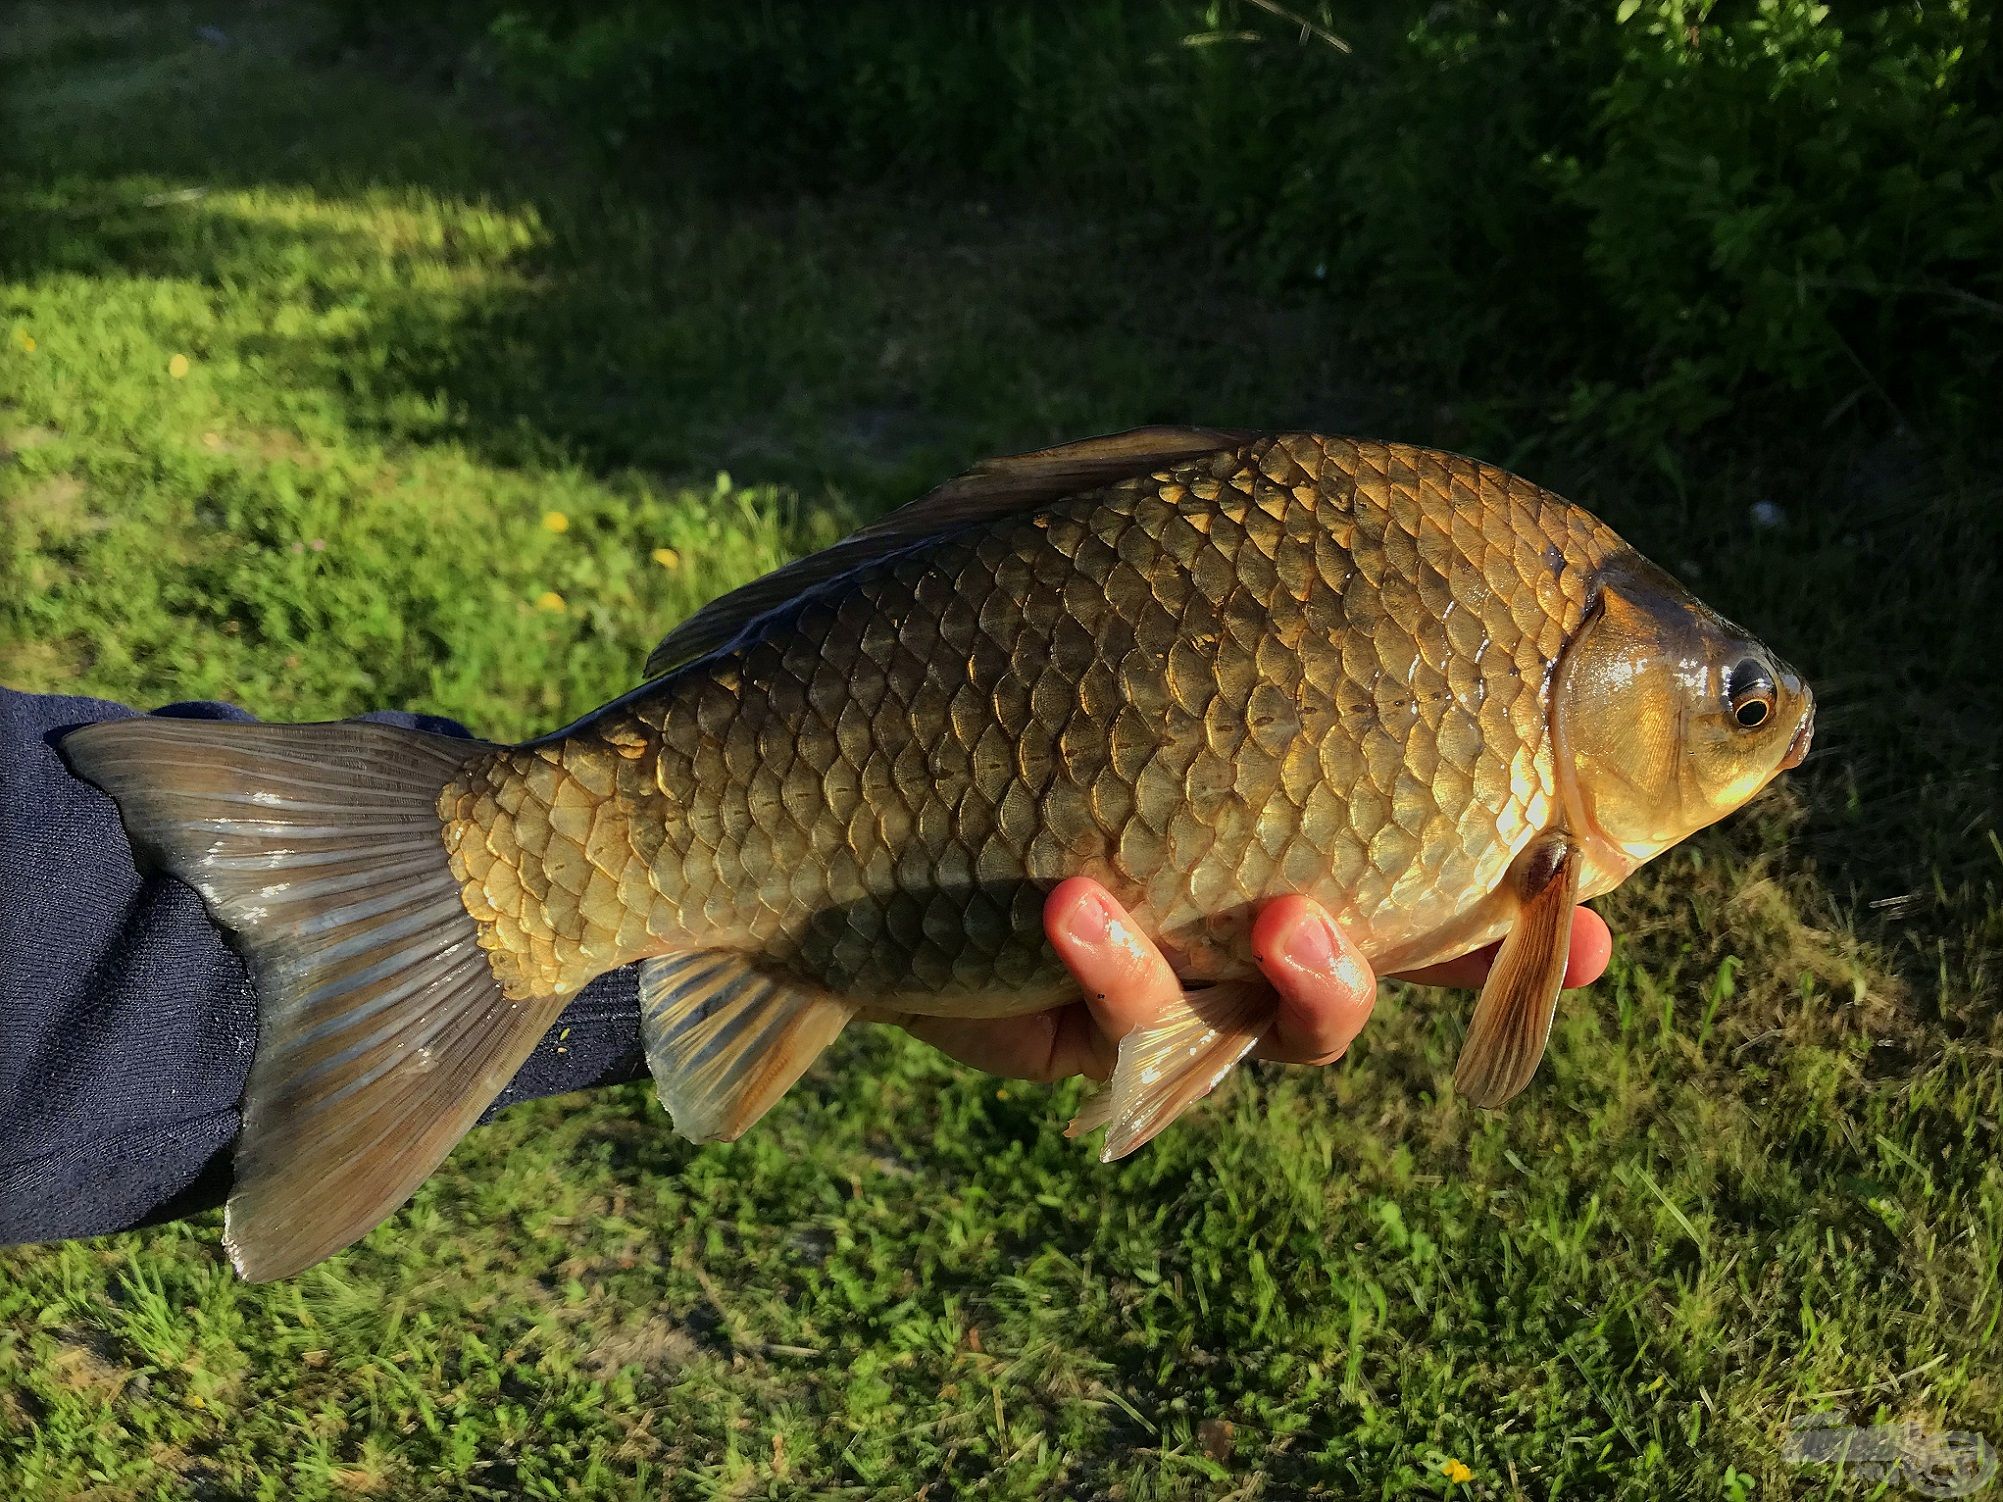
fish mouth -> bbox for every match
[1779,705,1815,770]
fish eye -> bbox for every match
[1725,657,1776,729]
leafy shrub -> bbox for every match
[1568,0,2002,446]
[399,0,2002,456]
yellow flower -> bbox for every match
[651,546,681,570]
[168,353,191,379]
[1442,1458,1473,1485]
[13,330,34,353]
[533,590,566,613]
[541,510,570,534]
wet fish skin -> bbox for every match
[440,434,1621,1015]
[64,427,1812,1279]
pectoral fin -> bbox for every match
[1453,834,1582,1109]
[1068,981,1270,1160]
[640,953,853,1142]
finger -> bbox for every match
[905,879,1233,1085]
[898,1002,1109,1083]
[1248,895,1376,1064]
[1043,876,1182,1063]
[1391,945,1497,990]
[1559,905,1613,988]
[1390,906,1614,990]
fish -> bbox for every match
[63,428,1814,1279]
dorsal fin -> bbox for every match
[641,426,1251,678]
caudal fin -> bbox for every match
[63,718,566,1281]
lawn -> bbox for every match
[2,4,1999,1499]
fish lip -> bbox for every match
[1779,705,1815,770]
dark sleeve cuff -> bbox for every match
[0,688,645,1246]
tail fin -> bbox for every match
[63,718,567,1281]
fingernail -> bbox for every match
[1285,912,1336,972]
[1063,888,1114,946]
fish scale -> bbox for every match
[439,434,1620,1010]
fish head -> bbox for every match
[1552,549,1814,873]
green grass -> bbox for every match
[3,4,2000,1498]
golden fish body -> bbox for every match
[65,428,1813,1279]
[443,434,1619,1013]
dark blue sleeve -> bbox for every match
[0,687,645,1246]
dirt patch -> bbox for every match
[575,1317,702,1380]
[8,473,91,531]
[47,1325,138,1398]
[0,422,59,457]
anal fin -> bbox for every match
[1064,1085,1116,1140]
[1068,981,1269,1160]
[1453,834,1583,1108]
[640,953,853,1142]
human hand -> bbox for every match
[900,877,1613,1083]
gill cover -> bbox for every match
[1551,550,1813,880]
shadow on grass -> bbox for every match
[6,2,1998,1082]
[3,0,1400,499]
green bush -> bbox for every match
[1567,0,2003,448]
[414,0,2001,455]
